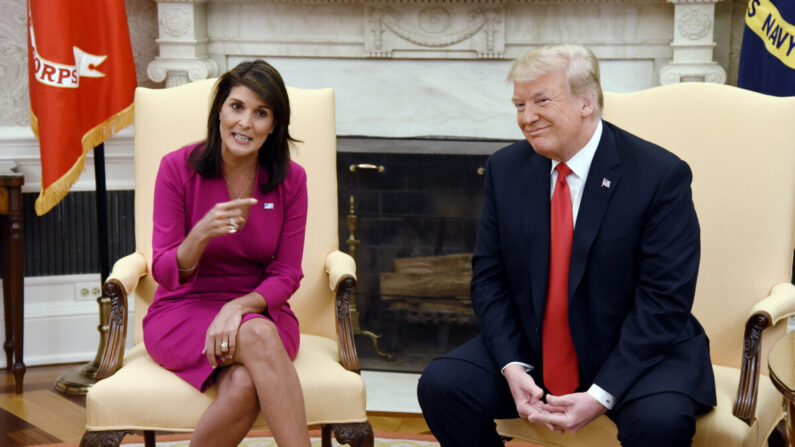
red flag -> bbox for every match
[27,0,136,215]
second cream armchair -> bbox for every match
[496,82,795,447]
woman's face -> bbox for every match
[219,84,275,163]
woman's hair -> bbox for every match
[189,60,298,193]
[507,43,603,116]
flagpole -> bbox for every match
[55,143,112,394]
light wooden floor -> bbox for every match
[1,363,431,446]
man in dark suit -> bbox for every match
[417,44,716,446]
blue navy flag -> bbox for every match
[738,0,795,96]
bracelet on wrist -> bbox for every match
[178,264,197,272]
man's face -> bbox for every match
[512,71,593,162]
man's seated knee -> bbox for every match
[617,416,695,447]
[614,394,696,447]
[417,359,452,408]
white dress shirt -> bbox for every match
[501,120,616,410]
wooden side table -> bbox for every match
[0,169,25,394]
[769,331,795,445]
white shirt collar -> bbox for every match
[550,120,603,182]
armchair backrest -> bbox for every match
[131,79,340,345]
[602,83,795,369]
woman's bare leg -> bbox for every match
[236,318,311,447]
[190,364,260,447]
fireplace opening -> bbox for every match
[336,136,509,372]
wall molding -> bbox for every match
[0,126,135,193]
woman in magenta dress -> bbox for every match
[142,60,312,447]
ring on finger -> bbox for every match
[228,217,239,234]
[220,341,229,352]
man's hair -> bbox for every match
[508,44,603,116]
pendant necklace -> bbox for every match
[225,171,256,200]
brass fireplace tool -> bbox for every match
[346,163,392,359]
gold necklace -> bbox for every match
[225,172,256,200]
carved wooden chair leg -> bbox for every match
[322,424,333,447]
[143,430,156,447]
[332,422,374,447]
[79,430,132,447]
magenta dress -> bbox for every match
[142,143,307,391]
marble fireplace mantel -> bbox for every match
[147,0,726,139]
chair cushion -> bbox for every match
[495,365,784,447]
[85,334,367,431]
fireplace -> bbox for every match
[336,137,507,371]
[145,0,728,372]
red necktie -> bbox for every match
[542,162,579,395]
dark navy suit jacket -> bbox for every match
[470,120,717,408]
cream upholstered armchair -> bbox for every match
[496,83,795,446]
[80,79,373,447]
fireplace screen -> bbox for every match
[336,139,504,372]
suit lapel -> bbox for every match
[521,150,552,328]
[568,124,621,299]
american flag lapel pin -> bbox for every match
[263,202,275,209]
[601,178,611,189]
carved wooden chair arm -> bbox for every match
[96,252,149,381]
[733,283,795,424]
[326,250,357,292]
[325,250,360,373]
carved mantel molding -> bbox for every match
[147,0,218,88]
[148,58,218,88]
[659,0,726,84]
[148,0,725,88]
[365,3,505,58]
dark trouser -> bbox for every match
[417,336,704,447]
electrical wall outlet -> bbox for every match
[74,282,102,302]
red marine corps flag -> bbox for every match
[27,0,136,215]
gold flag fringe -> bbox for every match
[33,103,135,216]
[30,109,39,138]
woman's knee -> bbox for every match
[226,364,256,393]
[218,365,259,413]
[237,318,284,360]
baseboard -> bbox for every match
[0,274,135,368]
[361,370,422,414]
